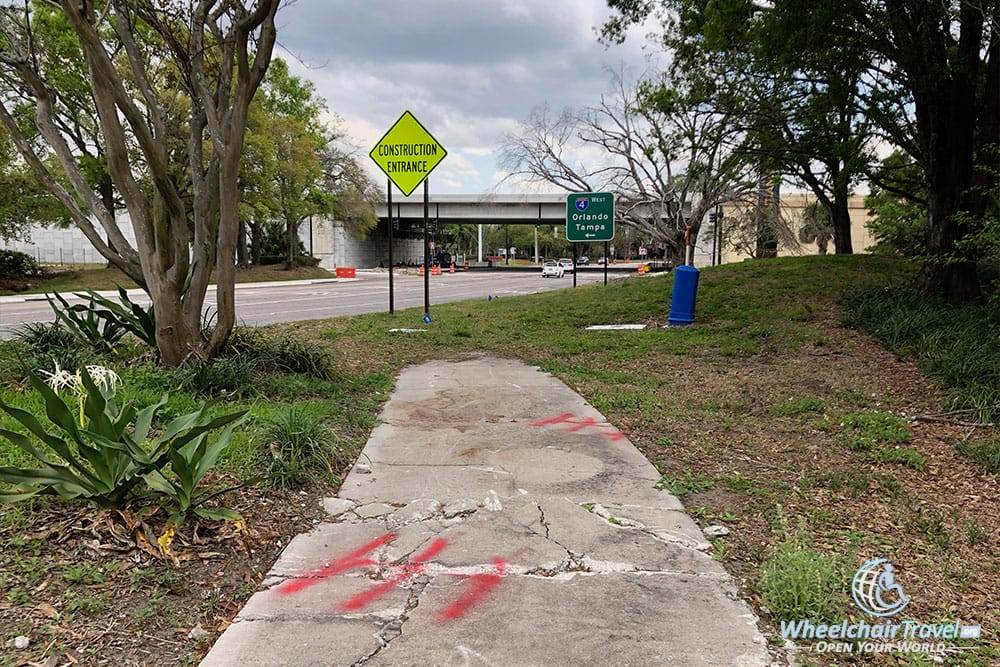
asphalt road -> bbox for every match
[0,268,630,338]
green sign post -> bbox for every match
[566,192,615,242]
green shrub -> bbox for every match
[224,328,337,380]
[259,406,346,490]
[842,287,1000,423]
[46,292,127,353]
[7,324,93,380]
[0,250,40,279]
[183,354,259,398]
[14,321,77,354]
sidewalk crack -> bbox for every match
[352,575,430,666]
[535,502,550,540]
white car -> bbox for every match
[541,260,564,278]
[558,258,575,273]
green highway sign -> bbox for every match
[566,192,615,242]
[370,110,447,196]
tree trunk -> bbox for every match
[285,217,297,270]
[885,0,986,303]
[913,94,982,302]
[250,221,262,265]
[830,190,854,255]
[914,260,980,302]
[150,281,198,366]
[237,217,249,268]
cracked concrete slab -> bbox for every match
[364,573,768,667]
[200,357,777,667]
[341,464,518,505]
[198,617,383,667]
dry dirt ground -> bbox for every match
[2,309,996,666]
[610,309,998,666]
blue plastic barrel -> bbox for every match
[667,265,700,325]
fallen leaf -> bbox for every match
[36,602,60,619]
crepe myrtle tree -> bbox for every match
[499,71,756,264]
[0,0,281,365]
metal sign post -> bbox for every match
[387,179,394,314]
[369,110,447,316]
[424,180,430,318]
[604,240,609,286]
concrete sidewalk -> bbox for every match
[200,357,775,667]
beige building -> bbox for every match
[695,194,875,267]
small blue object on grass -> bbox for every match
[423,314,432,323]
[667,265,699,326]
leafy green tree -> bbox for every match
[239,59,375,269]
[865,152,928,258]
[0,125,68,241]
[0,0,281,365]
[606,1,873,255]
[604,0,999,302]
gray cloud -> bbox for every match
[275,0,655,190]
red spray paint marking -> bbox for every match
[436,557,508,621]
[340,537,449,611]
[277,532,397,596]
[531,413,625,442]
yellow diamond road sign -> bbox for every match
[370,110,447,196]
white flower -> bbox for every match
[41,364,78,394]
[84,365,121,392]
[40,364,121,396]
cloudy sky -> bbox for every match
[273,0,658,194]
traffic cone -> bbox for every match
[449,263,455,273]
[419,265,425,276]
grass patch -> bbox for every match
[656,472,715,496]
[0,263,336,296]
[770,396,826,416]
[872,445,926,471]
[758,539,848,624]
[955,437,1000,474]
[259,406,349,490]
[800,470,872,496]
[839,410,911,452]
